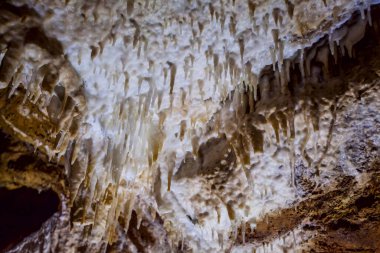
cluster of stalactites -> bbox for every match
[79,1,375,248]
[65,91,169,249]
[0,44,85,164]
[4,0,373,250]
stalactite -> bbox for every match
[169,94,174,111]
[300,48,305,79]
[198,79,205,100]
[208,3,215,21]
[226,202,235,221]
[247,0,256,20]
[184,57,189,80]
[367,2,372,26]
[166,151,176,191]
[279,65,288,94]
[329,25,348,56]
[191,132,199,156]
[8,64,24,98]
[277,111,288,138]
[157,90,164,110]
[343,18,367,58]
[127,0,135,15]
[316,45,330,77]
[180,88,186,107]
[168,62,177,95]
[272,8,281,26]
[238,37,245,63]
[218,231,224,249]
[1,2,379,252]
[270,46,276,71]
[241,220,246,244]
[98,40,105,56]
[263,13,270,34]
[123,191,136,234]
[220,10,226,31]
[272,29,279,50]
[305,47,317,77]
[268,113,280,143]
[124,71,129,96]
[278,40,284,69]
[179,120,186,141]
[284,0,295,19]
[229,15,236,36]
[131,19,140,48]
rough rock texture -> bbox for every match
[0,0,379,252]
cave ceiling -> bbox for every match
[0,0,379,252]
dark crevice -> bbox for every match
[0,187,59,252]
[7,155,35,171]
[24,27,64,57]
[0,130,11,154]
[355,195,376,210]
[328,218,361,231]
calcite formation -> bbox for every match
[0,0,379,252]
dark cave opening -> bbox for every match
[0,187,59,252]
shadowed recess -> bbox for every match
[0,187,59,252]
